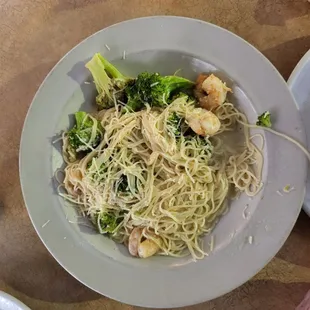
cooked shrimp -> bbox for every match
[128,227,143,257]
[138,239,160,258]
[194,73,232,111]
[201,74,232,110]
[186,108,221,136]
[196,73,209,89]
[128,227,160,258]
[194,74,208,102]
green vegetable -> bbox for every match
[86,158,107,183]
[184,135,213,156]
[167,112,183,137]
[94,212,121,234]
[257,111,271,128]
[125,72,194,112]
[171,92,192,102]
[85,53,132,108]
[66,111,103,161]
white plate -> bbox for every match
[20,17,307,308]
[0,292,31,310]
[288,49,310,216]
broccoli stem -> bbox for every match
[96,53,127,79]
[85,53,113,100]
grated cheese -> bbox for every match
[68,220,94,228]
[248,236,253,244]
[52,136,63,144]
[209,235,215,252]
[41,220,50,228]
[276,190,283,196]
[105,44,111,51]
[242,204,249,219]
[229,230,236,240]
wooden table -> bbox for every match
[1,1,310,309]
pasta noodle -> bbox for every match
[60,98,263,260]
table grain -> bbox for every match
[1,1,310,309]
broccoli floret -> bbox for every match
[257,111,271,128]
[171,92,190,101]
[184,135,213,156]
[86,157,108,183]
[66,111,103,162]
[85,53,132,109]
[196,136,213,156]
[94,212,120,234]
[124,72,194,112]
[167,112,183,137]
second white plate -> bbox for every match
[288,49,310,216]
[0,291,31,310]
